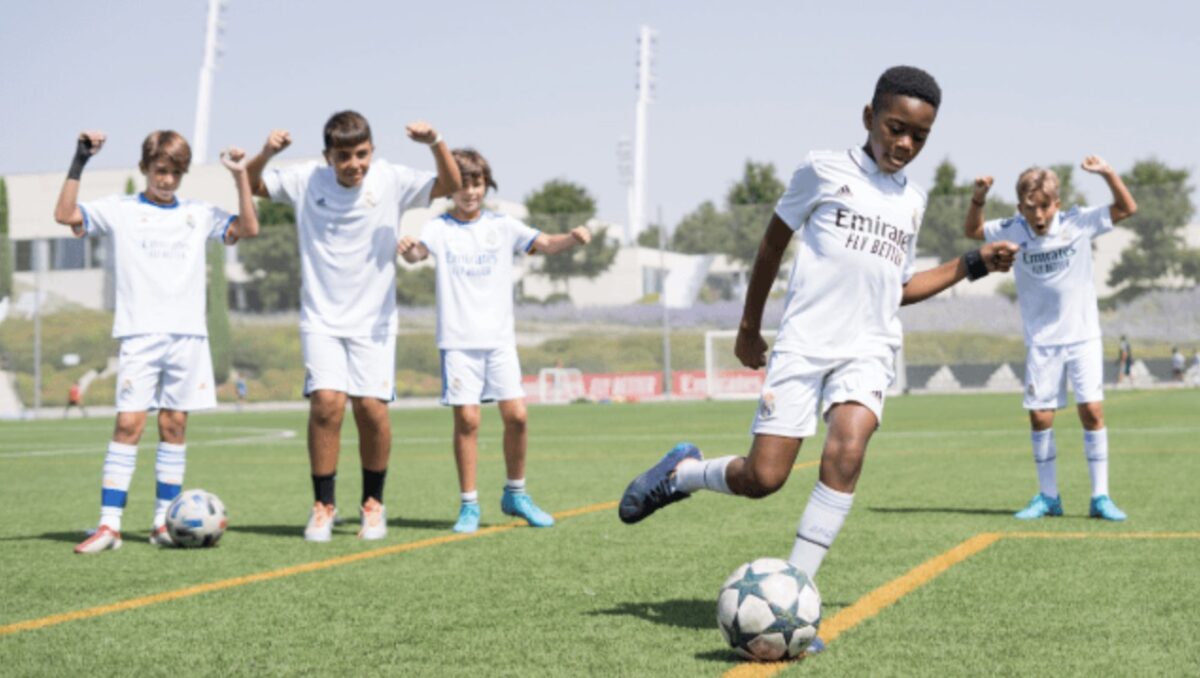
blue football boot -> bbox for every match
[453,502,481,533]
[501,491,555,528]
[618,442,703,524]
[805,637,826,656]
[1089,495,1127,521]
[1014,493,1064,520]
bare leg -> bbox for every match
[351,396,391,473]
[497,398,528,482]
[308,390,347,477]
[453,405,481,493]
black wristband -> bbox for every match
[67,138,92,180]
[963,249,989,281]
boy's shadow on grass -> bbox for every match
[868,506,1015,516]
[226,516,455,539]
[0,531,88,544]
[589,598,713,630]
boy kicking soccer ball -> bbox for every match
[964,157,1137,521]
[618,67,1019,653]
[55,130,259,553]
[247,111,461,542]
[398,148,591,533]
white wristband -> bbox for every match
[427,133,443,147]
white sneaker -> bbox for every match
[149,523,175,547]
[75,525,123,554]
[304,503,337,542]
[358,501,387,540]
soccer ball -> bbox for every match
[165,489,228,547]
[717,558,821,661]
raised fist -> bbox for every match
[263,130,292,155]
[405,121,440,145]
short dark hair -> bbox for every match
[452,148,497,191]
[323,110,372,150]
[872,66,941,112]
[140,130,191,173]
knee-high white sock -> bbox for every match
[154,442,186,523]
[1083,428,1109,497]
[1031,429,1058,498]
[99,441,138,531]
[673,456,736,495]
[788,481,854,580]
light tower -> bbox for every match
[627,25,657,245]
[192,0,228,165]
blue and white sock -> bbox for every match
[1031,429,1058,498]
[99,441,138,531]
[788,481,854,580]
[154,442,186,525]
[1083,428,1109,497]
[673,456,736,495]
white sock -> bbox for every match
[505,478,526,493]
[154,442,186,524]
[673,457,736,495]
[788,481,854,580]
[1083,428,1109,497]
[99,441,138,531]
[1030,429,1058,498]
[461,490,479,505]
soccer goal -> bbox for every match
[537,367,585,404]
[704,329,908,398]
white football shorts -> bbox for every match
[115,334,217,412]
[302,332,396,401]
[440,346,525,406]
[1023,338,1104,410]
[751,351,894,439]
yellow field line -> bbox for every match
[722,529,1200,677]
[0,500,618,637]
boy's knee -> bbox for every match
[739,463,789,498]
[455,411,481,435]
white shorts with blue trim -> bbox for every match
[115,334,217,412]
[440,346,525,406]
[301,332,395,401]
[751,352,894,439]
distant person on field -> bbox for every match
[54,130,260,553]
[964,156,1137,521]
[235,375,248,410]
[1171,346,1184,382]
[247,111,462,542]
[64,381,88,419]
[1117,335,1133,386]
[616,65,1018,660]
[398,148,591,534]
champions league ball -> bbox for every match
[716,558,821,661]
[166,489,228,548]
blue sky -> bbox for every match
[3,0,1197,229]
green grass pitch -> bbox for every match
[2,390,1198,676]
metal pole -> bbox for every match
[192,0,225,164]
[628,25,655,245]
[32,240,45,415]
[659,206,671,398]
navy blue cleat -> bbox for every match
[804,637,826,656]
[618,443,703,524]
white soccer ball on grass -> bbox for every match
[165,489,228,548]
[716,557,821,661]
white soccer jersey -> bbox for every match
[264,159,436,336]
[983,205,1113,347]
[772,147,924,360]
[79,194,233,338]
[419,211,539,349]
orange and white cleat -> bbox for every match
[358,500,387,541]
[74,525,123,554]
[303,502,337,543]
[149,523,175,547]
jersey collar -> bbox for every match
[137,193,180,209]
[848,146,907,187]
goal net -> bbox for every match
[536,367,585,404]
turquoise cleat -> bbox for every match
[501,491,555,528]
[453,503,481,533]
[1089,495,1127,521]
[1014,493,1063,520]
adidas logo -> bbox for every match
[316,197,327,207]
[836,185,853,197]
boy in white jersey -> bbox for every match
[246,111,461,542]
[619,67,1019,654]
[54,130,260,553]
[964,157,1137,521]
[398,149,591,534]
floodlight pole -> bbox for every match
[32,241,45,415]
[659,206,672,398]
[627,25,656,245]
[192,0,227,165]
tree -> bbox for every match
[1106,160,1197,301]
[524,179,618,293]
[124,176,136,195]
[1048,163,1087,209]
[636,224,664,248]
[236,200,301,311]
[672,201,732,255]
[726,161,786,265]
[0,177,12,300]
[395,266,436,306]
[918,159,1014,261]
[206,241,232,384]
